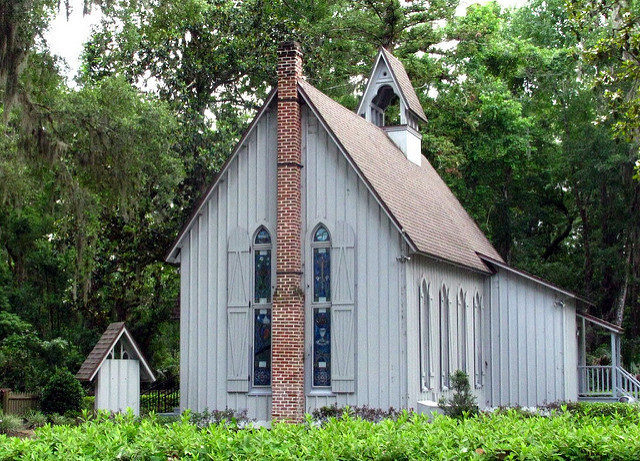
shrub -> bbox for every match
[188,408,249,427]
[439,370,479,419]
[311,405,402,423]
[81,395,95,412]
[24,410,47,429]
[1,407,640,458]
[40,368,84,415]
[544,401,640,419]
[48,413,75,426]
[0,411,22,435]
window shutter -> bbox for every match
[331,221,356,393]
[227,228,251,392]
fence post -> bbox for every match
[0,388,10,412]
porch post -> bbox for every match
[611,332,618,398]
[578,317,586,393]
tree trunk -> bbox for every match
[613,238,631,326]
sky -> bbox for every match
[44,0,103,78]
[45,0,526,79]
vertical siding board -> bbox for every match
[216,190,227,410]
[369,197,380,408]
[189,229,198,408]
[208,199,218,408]
[491,275,501,406]
[526,278,537,405]
[378,208,389,407]
[197,207,208,409]
[267,111,277,225]
[498,275,507,405]
[517,278,527,405]
[257,118,266,223]
[180,236,190,410]
[554,302,562,400]
[535,282,545,404]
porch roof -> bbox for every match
[577,312,624,335]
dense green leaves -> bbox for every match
[2,407,640,459]
[1,0,639,389]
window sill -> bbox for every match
[307,389,334,397]
[248,389,272,396]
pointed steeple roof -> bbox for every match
[357,47,427,124]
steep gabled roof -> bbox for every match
[299,79,503,272]
[76,322,155,382]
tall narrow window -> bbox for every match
[440,285,450,390]
[312,225,331,387]
[473,293,483,388]
[252,227,272,387]
[419,280,432,390]
[458,289,467,373]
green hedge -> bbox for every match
[1,404,639,459]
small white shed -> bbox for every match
[76,322,155,415]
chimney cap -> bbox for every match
[277,41,302,54]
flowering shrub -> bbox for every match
[0,404,639,459]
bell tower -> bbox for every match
[357,48,427,166]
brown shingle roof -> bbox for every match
[76,322,155,382]
[76,322,125,381]
[380,48,428,123]
[299,79,503,272]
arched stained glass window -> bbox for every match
[473,292,483,388]
[458,289,467,373]
[255,228,271,245]
[419,280,433,390]
[314,226,330,242]
[254,227,272,304]
[440,285,450,390]
[253,308,271,387]
[252,226,272,387]
[312,224,331,388]
[313,225,331,303]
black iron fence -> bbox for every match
[140,383,179,415]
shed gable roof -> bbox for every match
[76,322,155,382]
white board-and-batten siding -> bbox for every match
[485,268,578,407]
[405,255,489,409]
[301,105,407,412]
[179,105,277,421]
[178,102,408,420]
[96,360,140,415]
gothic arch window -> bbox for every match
[439,284,451,390]
[458,288,468,373]
[312,224,331,388]
[252,226,272,387]
[419,279,433,390]
[473,292,484,388]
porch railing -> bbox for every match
[578,365,640,399]
[578,366,613,396]
[617,366,640,399]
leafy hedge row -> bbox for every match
[1,404,639,460]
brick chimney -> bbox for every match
[271,41,305,422]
